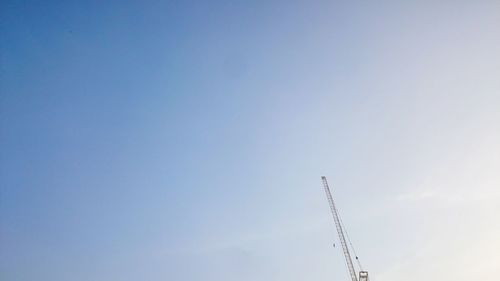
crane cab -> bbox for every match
[359,271,369,281]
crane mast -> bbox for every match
[322,176,359,281]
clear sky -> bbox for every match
[1,0,499,280]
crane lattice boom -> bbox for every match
[322,176,370,281]
[322,176,359,281]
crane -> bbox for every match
[321,176,369,281]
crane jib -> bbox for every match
[321,176,369,281]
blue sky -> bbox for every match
[1,1,500,281]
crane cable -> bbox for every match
[338,212,364,271]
